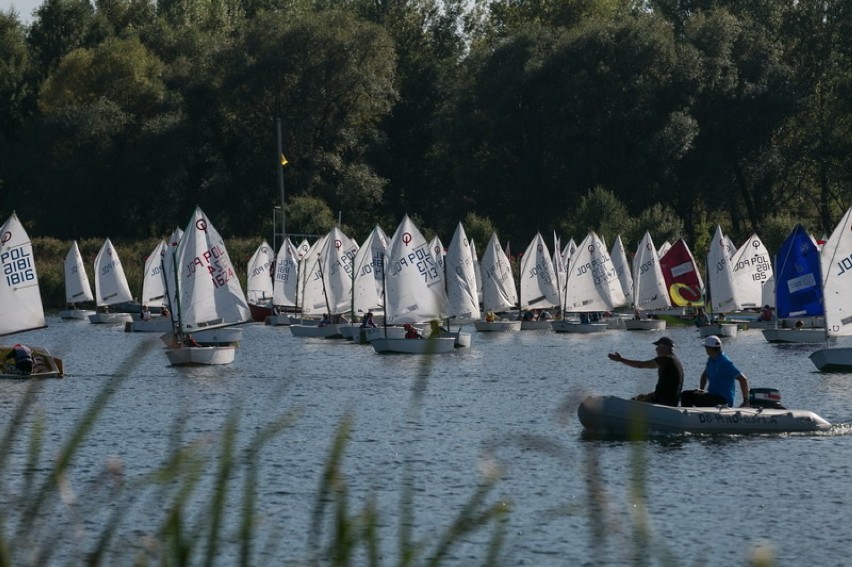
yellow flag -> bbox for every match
[280,153,289,166]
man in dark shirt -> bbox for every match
[607,336,684,406]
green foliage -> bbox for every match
[462,212,495,251]
[0,0,848,252]
[560,186,631,244]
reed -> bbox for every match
[0,341,511,565]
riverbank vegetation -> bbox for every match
[1,0,849,252]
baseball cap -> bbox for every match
[652,337,674,347]
[704,335,722,348]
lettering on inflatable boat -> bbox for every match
[696,413,778,424]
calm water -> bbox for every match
[2,318,852,565]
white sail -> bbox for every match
[272,238,299,308]
[140,240,168,308]
[350,225,388,315]
[64,240,94,304]
[519,232,560,310]
[298,233,330,316]
[295,239,311,260]
[480,232,518,312]
[707,225,739,313]
[563,231,625,312]
[321,227,359,315]
[445,222,480,322]
[731,234,773,309]
[173,207,250,331]
[471,239,483,304]
[93,238,133,308]
[820,207,852,338]
[429,235,446,291]
[0,213,46,335]
[246,240,275,306]
[657,241,672,258]
[632,231,670,311]
[384,215,449,324]
[610,234,634,307]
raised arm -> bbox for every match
[608,352,657,369]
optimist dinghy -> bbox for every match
[578,394,830,435]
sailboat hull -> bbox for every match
[60,309,96,320]
[289,324,344,338]
[624,319,666,331]
[698,323,737,338]
[552,321,608,334]
[474,320,521,332]
[166,345,236,366]
[809,347,852,372]
[371,337,456,354]
[88,312,134,324]
[762,328,828,344]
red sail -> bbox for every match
[659,239,705,307]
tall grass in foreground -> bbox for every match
[1,341,776,565]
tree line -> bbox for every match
[1,0,849,256]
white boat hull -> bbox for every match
[0,346,64,379]
[551,321,608,334]
[364,326,408,341]
[371,337,457,354]
[166,345,236,366]
[578,395,831,435]
[60,309,96,320]
[624,319,666,331]
[125,319,174,333]
[520,320,553,330]
[441,330,471,348]
[474,320,522,332]
[698,323,738,338]
[289,324,343,339]
[88,312,134,324]
[762,328,829,344]
[159,328,243,347]
[809,347,852,372]
[265,314,293,326]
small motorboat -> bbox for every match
[577,392,830,435]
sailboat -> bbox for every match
[624,231,669,331]
[290,228,358,339]
[165,207,251,366]
[553,231,625,333]
[810,207,852,371]
[371,215,456,354]
[762,224,826,343]
[59,240,96,320]
[266,237,300,326]
[341,225,389,341]
[474,232,521,332]
[125,240,174,332]
[89,238,135,324]
[246,241,275,322]
[518,232,561,330]
[659,238,704,309]
[441,222,478,347]
[700,226,739,338]
[0,213,64,378]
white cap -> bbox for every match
[704,335,722,348]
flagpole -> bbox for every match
[277,116,286,245]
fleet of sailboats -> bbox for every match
[12,201,852,372]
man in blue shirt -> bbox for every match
[681,335,750,407]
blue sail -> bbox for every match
[774,224,823,318]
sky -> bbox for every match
[3,0,42,23]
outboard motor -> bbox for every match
[749,388,786,409]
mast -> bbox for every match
[276,116,286,251]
